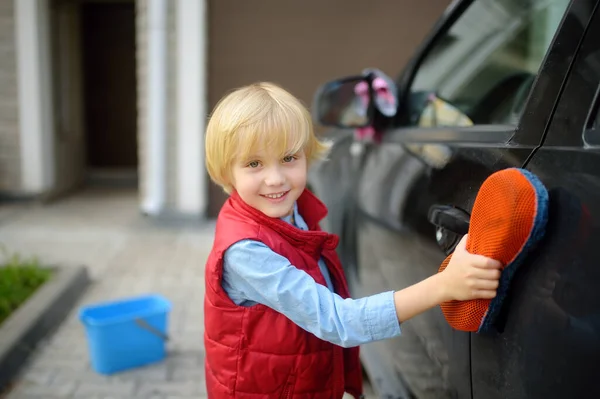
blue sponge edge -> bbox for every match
[477,168,549,334]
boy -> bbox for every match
[204,82,502,399]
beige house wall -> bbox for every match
[135,0,179,211]
[0,1,21,193]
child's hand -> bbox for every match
[441,235,502,301]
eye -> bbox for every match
[282,155,296,163]
[247,161,260,168]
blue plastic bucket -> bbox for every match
[79,294,172,375]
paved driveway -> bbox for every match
[0,187,374,399]
[0,187,212,398]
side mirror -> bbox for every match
[312,70,399,128]
[312,76,372,128]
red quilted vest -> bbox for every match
[204,189,363,398]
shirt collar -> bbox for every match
[280,202,306,230]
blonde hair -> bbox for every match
[205,82,330,193]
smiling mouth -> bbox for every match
[261,191,289,200]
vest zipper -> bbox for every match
[281,383,292,399]
[280,374,295,399]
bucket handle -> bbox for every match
[134,318,170,341]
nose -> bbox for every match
[264,165,285,187]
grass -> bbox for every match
[0,246,51,325]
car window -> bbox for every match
[596,97,600,129]
[408,0,570,127]
[583,85,600,146]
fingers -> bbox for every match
[446,236,505,302]
[470,268,501,281]
[454,236,502,270]
[456,234,468,251]
[468,274,500,301]
[469,253,503,270]
[472,278,499,290]
[472,289,497,299]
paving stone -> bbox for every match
[15,367,56,386]
[166,396,207,399]
[166,351,203,367]
[71,396,134,399]
[114,363,170,382]
[169,336,205,352]
[35,341,89,360]
[8,380,78,397]
[73,381,137,397]
[170,366,205,383]
[53,369,116,385]
[32,353,89,370]
[136,381,202,397]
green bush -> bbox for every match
[0,246,51,325]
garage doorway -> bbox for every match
[50,0,138,195]
[81,1,138,174]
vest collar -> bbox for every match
[229,189,338,258]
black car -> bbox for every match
[308,0,600,398]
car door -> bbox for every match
[349,0,582,398]
[470,2,600,398]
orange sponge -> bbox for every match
[438,168,549,333]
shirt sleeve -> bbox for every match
[222,239,401,348]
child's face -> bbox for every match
[231,148,307,218]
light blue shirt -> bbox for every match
[222,203,401,348]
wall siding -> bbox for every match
[0,0,21,193]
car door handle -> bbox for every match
[428,205,470,255]
[428,205,470,235]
